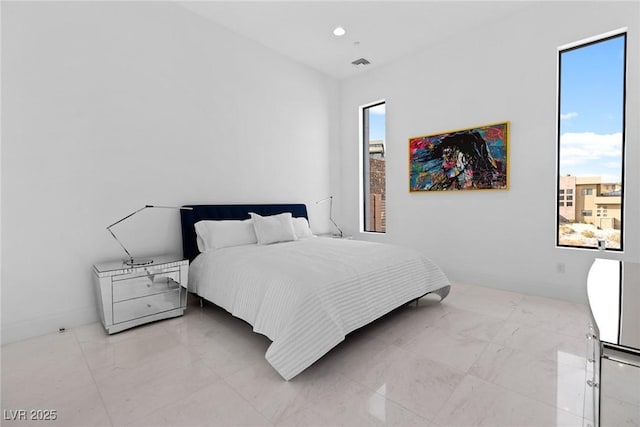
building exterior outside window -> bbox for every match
[559,175,622,232]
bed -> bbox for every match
[180,204,451,380]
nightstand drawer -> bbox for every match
[112,265,181,282]
[113,289,183,324]
[112,270,181,302]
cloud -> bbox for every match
[560,112,578,120]
[560,132,623,169]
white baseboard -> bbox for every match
[1,306,98,345]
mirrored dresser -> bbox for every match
[93,255,189,334]
[586,259,640,427]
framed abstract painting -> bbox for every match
[409,121,509,192]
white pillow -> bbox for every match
[249,212,297,245]
[292,217,313,239]
[194,219,257,251]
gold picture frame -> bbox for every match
[409,121,509,192]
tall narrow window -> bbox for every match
[557,32,626,250]
[362,101,386,233]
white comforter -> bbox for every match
[188,237,450,380]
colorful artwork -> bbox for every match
[409,122,509,192]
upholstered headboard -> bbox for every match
[180,204,309,261]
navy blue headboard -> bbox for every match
[180,204,309,261]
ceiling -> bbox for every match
[179,1,534,80]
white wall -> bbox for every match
[1,1,339,344]
[337,1,639,303]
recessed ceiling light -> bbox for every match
[333,26,346,37]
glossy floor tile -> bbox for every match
[1,283,631,427]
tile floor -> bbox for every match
[1,283,637,426]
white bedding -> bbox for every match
[189,237,450,380]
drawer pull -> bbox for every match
[586,333,597,340]
[587,380,599,388]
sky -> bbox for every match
[368,102,386,144]
[559,33,625,184]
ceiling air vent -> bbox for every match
[351,58,371,68]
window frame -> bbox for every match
[360,100,386,234]
[556,30,627,251]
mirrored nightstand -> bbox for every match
[92,255,189,334]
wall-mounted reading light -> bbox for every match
[106,205,193,266]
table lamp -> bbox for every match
[106,205,193,266]
[316,196,344,238]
